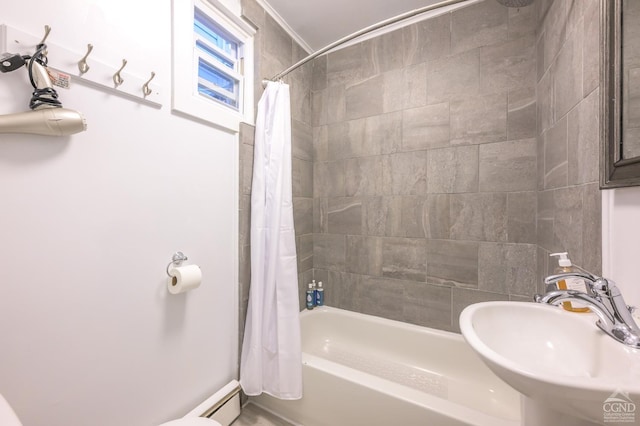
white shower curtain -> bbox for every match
[240,81,302,400]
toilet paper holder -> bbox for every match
[166,251,188,276]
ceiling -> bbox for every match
[259,0,451,52]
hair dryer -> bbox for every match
[0,42,87,136]
[0,108,86,136]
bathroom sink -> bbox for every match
[460,301,640,425]
[0,394,22,426]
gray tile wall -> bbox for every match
[311,0,539,332]
[535,0,602,290]
[239,0,604,339]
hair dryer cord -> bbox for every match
[25,43,62,110]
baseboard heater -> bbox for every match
[183,380,242,426]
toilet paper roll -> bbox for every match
[167,265,202,294]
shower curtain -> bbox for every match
[240,81,302,400]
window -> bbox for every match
[173,0,255,132]
[194,8,241,109]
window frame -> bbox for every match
[172,0,255,133]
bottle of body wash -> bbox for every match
[306,283,315,310]
[550,252,590,313]
[316,281,324,306]
[311,279,317,303]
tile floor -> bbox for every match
[231,402,294,426]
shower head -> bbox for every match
[496,0,534,7]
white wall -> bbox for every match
[603,187,640,310]
[0,1,240,425]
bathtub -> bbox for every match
[252,306,521,426]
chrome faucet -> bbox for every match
[535,272,640,348]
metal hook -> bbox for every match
[39,25,51,45]
[142,71,156,97]
[113,59,127,87]
[78,44,93,74]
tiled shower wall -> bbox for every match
[311,0,539,331]
[535,0,601,285]
[238,0,604,337]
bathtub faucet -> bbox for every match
[534,272,640,348]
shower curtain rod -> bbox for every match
[265,0,468,82]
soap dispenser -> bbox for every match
[549,252,590,313]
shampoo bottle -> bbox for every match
[549,252,590,313]
[306,283,315,310]
[316,281,324,306]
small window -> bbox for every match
[194,8,241,109]
[172,0,255,132]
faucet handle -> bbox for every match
[591,278,610,292]
[590,278,624,300]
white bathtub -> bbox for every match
[252,306,521,426]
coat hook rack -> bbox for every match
[113,59,127,87]
[142,71,155,97]
[0,24,161,106]
[77,44,93,74]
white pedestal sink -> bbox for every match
[460,301,640,426]
[0,394,23,426]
